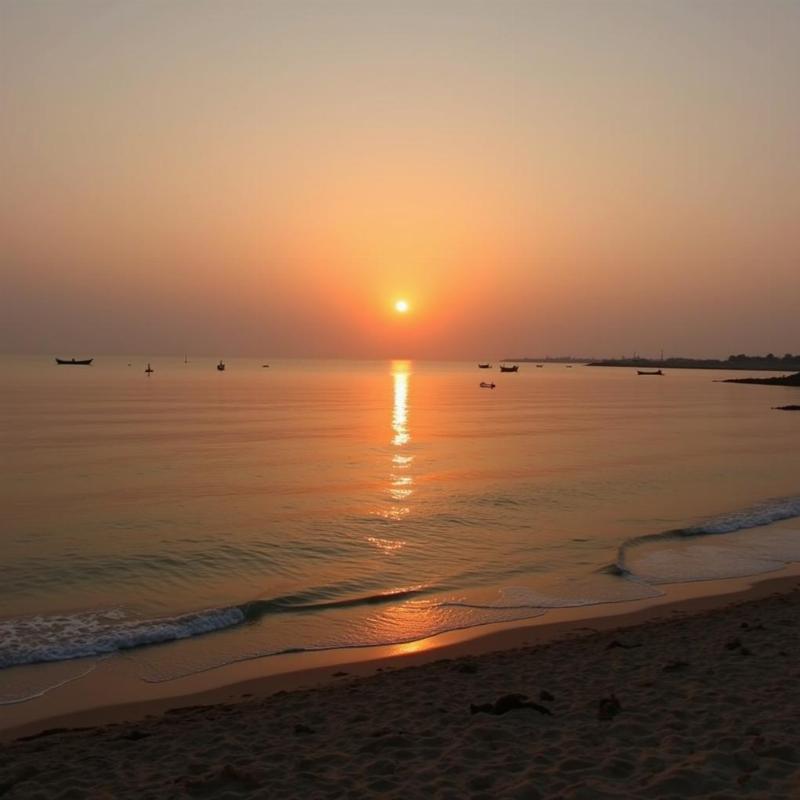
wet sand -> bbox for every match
[2,572,800,798]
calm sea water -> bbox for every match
[2,356,800,704]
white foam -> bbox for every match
[690,497,800,535]
[0,606,245,669]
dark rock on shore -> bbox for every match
[597,694,622,720]
[470,693,553,716]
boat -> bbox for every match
[479,381,496,389]
[145,363,154,374]
[55,357,93,365]
[637,369,663,376]
[536,364,543,368]
[262,364,270,368]
[217,360,226,371]
[478,363,492,369]
[499,364,519,373]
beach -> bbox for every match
[2,573,799,799]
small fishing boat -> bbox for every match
[145,363,154,374]
[217,360,226,371]
[479,381,496,389]
[499,364,519,373]
[637,369,663,376]
[55,357,93,365]
[478,363,492,369]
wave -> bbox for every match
[0,607,247,670]
[3,498,799,677]
[0,587,430,670]
[612,495,800,579]
[239,585,427,620]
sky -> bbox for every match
[1,0,798,359]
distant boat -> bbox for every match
[145,363,154,374]
[536,364,543,368]
[262,364,270,368]
[637,369,663,376]
[184,354,189,364]
[478,363,492,369]
[55,358,93,365]
[479,381,496,389]
[499,364,519,373]
[217,360,226,371]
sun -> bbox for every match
[394,299,409,314]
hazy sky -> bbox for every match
[2,0,798,358]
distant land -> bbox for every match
[501,356,596,363]
[586,354,800,372]
[724,372,800,387]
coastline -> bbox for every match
[3,568,800,799]
[4,562,800,743]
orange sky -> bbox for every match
[2,1,799,358]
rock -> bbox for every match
[539,690,555,702]
[662,661,690,673]
[597,694,622,721]
[470,694,553,716]
[121,729,151,741]
[294,723,315,735]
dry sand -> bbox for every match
[2,583,799,799]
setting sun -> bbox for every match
[394,300,409,314]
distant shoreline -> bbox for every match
[723,372,800,387]
[584,358,800,372]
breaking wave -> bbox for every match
[611,496,800,581]
[3,498,799,682]
[0,587,429,670]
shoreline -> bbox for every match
[3,569,800,799]
[4,562,800,743]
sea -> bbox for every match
[2,356,800,707]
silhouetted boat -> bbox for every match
[262,364,270,368]
[145,363,154,374]
[536,364,543,368]
[479,381,496,389]
[499,364,519,373]
[217,360,226,371]
[478,363,492,369]
[55,358,93,365]
[637,369,663,376]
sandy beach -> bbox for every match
[2,577,799,799]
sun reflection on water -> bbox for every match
[370,360,414,530]
[392,364,410,447]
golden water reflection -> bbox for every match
[391,363,410,447]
